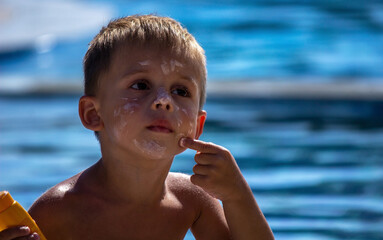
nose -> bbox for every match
[151,88,174,112]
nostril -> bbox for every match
[166,105,170,110]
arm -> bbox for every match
[180,138,274,240]
[190,194,231,240]
[222,181,274,240]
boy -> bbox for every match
[0,15,274,240]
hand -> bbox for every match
[0,226,40,240]
[180,137,249,202]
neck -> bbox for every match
[91,150,174,205]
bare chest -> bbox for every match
[54,200,196,240]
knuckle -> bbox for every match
[192,165,199,173]
[194,153,202,161]
[195,154,209,165]
[190,175,200,185]
[221,148,231,157]
[190,174,198,181]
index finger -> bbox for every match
[179,138,218,153]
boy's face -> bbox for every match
[93,46,206,160]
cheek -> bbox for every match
[111,98,140,138]
[122,100,140,115]
[176,107,198,138]
[113,99,140,119]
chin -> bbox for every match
[132,138,179,160]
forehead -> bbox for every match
[103,45,204,85]
[116,45,201,70]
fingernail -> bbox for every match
[20,226,30,234]
[179,137,186,147]
[29,233,40,240]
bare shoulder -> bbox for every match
[167,172,214,202]
[28,173,81,236]
[167,172,220,221]
[167,172,224,218]
[29,173,79,213]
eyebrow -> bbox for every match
[178,75,198,86]
[120,64,149,79]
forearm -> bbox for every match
[222,184,274,240]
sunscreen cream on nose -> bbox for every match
[0,191,47,240]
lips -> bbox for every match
[147,119,174,133]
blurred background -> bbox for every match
[1,0,383,239]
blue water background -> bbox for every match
[1,0,383,82]
[2,96,383,239]
[1,0,383,239]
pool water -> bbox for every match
[1,95,382,239]
[1,0,383,85]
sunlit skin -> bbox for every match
[0,45,274,240]
[95,46,204,166]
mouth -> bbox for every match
[147,120,174,133]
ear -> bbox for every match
[194,110,207,140]
[78,96,104,131]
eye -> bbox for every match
[130,80,150,90]
[172,87,190,97]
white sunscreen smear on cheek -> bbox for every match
[133,139,167,159]
[112,108,127,139]
[113,107,121,118]
[113,106,127,139]
[138,60,151,66]
[113,98,140,138]
[175,108,196,142]
[123,102,139,115]
[176,123,193,147]
[120,97,140,114]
